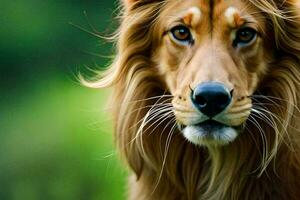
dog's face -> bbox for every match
[153,0,273,145]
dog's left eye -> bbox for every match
[234,27,257,46]
[170,26,193,45]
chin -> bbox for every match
[181,120,241,146]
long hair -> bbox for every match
[83,0,300,199]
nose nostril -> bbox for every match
[230,89,234,97]
[218,94,230,105]
[195,96,207,107]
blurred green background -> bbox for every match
[0,1,127,199]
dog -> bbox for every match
[84,0,300,199]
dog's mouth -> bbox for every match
[195,120,227,133]
[180,120,242,145]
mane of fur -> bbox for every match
[83,0,300,199]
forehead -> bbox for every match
[162,0,259,29]
[167,0,248,14]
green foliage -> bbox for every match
[0,0,126,199]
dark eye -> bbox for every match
[170,26,193,45]
[234,27,257,46]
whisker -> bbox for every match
[250,94,300,113]
[244,125,264,173]
[153,120,177,194]
[137,94,174,157]
[129,104,173,130]
[252,105,296,151]
[247,114,269,172]
[136,107,172,152]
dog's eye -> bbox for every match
[170,26,193,45]
[234,27,257,46]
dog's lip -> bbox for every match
[180,120,242,131]
[196,120,227,129]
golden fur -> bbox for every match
[83,0,300,199]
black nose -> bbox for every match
[191,82,232,117]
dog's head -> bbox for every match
[82,0,300,152]
[113,0,299,146]
[83,0,300,148]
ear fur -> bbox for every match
[122,0,139,9]
[121,0,155,10]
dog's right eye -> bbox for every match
[170,26,193,45]
[233,27,257,47]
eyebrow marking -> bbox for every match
[183,7,202,27]
[224,7,244,28]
